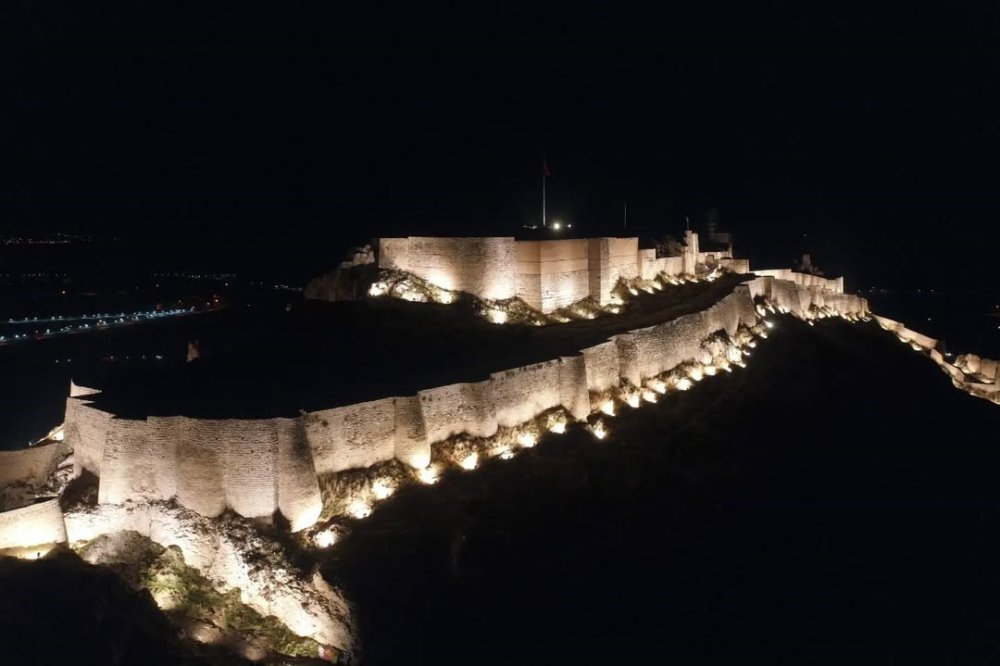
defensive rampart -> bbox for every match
[378,232,732,312]
[379,236,517,301]
[0,499,67,553]
[0,440,70,489]
[50,275,865,533]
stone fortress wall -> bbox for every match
[0,499,67,553]
[0,227,864,554]
[43,271,864,537]
[0,440,69,489]
[871,314,1000,402]
[0,235,869,657]
[379,231,758,312]
[379,236,518,301]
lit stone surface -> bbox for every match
[873,315,938,349]
[64,502,354,651]
[393,396,431,469]
[42,274,870,532]
[0,440,69,489]
[378,234,718,312]
[418,381,496,444]
[515,239,592,311]
[0,499,67,551]
[307,398,397,474]
[614,333,642,386]
[177,420,227,517]
[583,341,622,394]
[64,398,112,477]
[276,417,323,532]
[489,360,563,428]
[558,355,591,421]
[98,417,154,505]
[380,237,517,301]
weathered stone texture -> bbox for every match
[489,360,563,428]
[380,236,517,300]
[43,273,866,534]
[0,499,66,550]
[0,440,69,488]
[307,398,397,474]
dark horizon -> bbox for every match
[4,2,1000,290]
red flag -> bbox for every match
[543,159,551,177]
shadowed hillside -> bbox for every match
[322,316,1000,665]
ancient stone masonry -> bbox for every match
[873,315,1000,405]
[379,236,518,301]
[372,232,744,313]
[48,274,867,535]
[0,499,66,552]
[0,267,871,659]
[0,440,69,489]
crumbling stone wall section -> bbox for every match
[418,381,496,444]
[720,258,750,274]
[393,396,430,469]
[0,440,69,488]
[607,237,640,287]
[65,397,113,477]
[0,499,66,551]
[558,355,590,421]
[98,418,154,505]
[376,235,721,310]
[276,418,323,532]
[221,420,280,519]
[49,273,866,533]
[874,316,938,349]
[177,420,228,518]
[582,341,621,393]
[587,238,612,305]
[752,275,866,318]
[306,398,397,474]
[614,333,641,386]
[488,360,564,428]
[379,236,517,301]
[147,417,181,501]
[517,239,593,312]
[754,269,844,294]
[514,241,544,309]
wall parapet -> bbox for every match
[0,440,70,490]
[376,233,733,313]
[56,274,862,531]
[0,498,67,554]
[753,268,845,294]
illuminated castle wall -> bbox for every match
[0,439,69,489]
[378,231,754,312]
[0,499,66,554]
[51,273,864,535]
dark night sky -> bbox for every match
[3,2,1000,288]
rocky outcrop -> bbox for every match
[64,501,356,655]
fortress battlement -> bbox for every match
[0,239,871,657]
[47,270,864,535]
